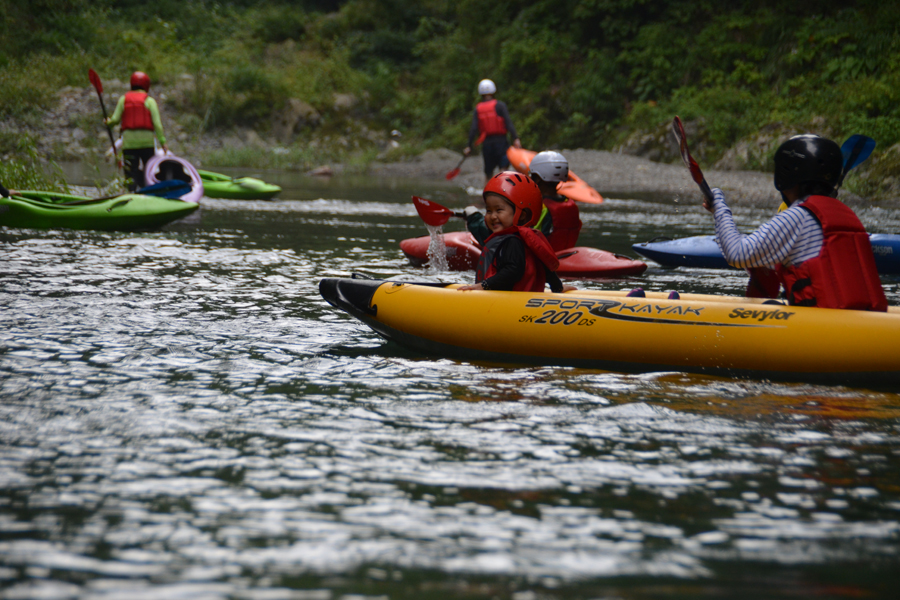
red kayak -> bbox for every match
[400,231,647,278]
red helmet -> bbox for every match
[130,71,151,91]
[483,171,543,227]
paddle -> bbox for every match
[412,195,464,227]
[445,155,466,180]
[671,115,714,205]
[838,134,875,188]
[88,69,121,169]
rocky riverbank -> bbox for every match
[4,81,897,210]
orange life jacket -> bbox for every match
[476,99,507,139]
[776,196,887,311]
[122,91,154,131]
[476,226,559,292]
[542,196,582,251]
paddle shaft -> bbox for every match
[672,116,715,204]
[445,155,466,180]
[88,69,121,169]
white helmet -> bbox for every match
[477,79,497,95]
[529,151,569,183]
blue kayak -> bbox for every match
[633,234,900,275]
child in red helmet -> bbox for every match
[106,71,169,191]
[458,172,570,293]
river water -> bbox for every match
[2,169,900,599]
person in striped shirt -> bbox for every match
[703,134,886,311]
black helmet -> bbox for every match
[773,135,843,192]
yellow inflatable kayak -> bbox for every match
[320,277,900,386]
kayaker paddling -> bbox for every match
[462,79,522,185]
[705,134,887,311]
[105,72,170,192]
[0,184,18,198]
[529,151,583,252]
[458,172,570,293]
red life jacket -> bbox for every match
[476,226,559,292]
[122,91,154,131]
[542,196,582,251]
[476,99,507,139]
[745,266,781,299]
[776,196,887,311]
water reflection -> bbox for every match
[1,172,898,599]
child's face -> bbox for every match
[484,193,517,232]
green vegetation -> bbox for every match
[2,0,899,183]
[0,134,69,192]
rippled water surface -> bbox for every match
[2,173,900,599]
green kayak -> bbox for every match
[0,190,199,231]
[198,169,282,200]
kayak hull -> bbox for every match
[320,277,900,386]
[633,234,900,274]
[0,191,199,231]
[632,236,731,269]
[198,169,282,200]
[145,154,204,203]
[400,231,647,278]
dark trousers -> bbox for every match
[123,147,156,191]
[481,136,510,177]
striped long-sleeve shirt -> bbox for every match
[711,188,823,269]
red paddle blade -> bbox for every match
[445,168,461,180]
[412,195,454,227]
[672,116,705,186]
[88,68,103,94]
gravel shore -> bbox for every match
[367,147,888,212]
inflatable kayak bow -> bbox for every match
[320,276,900,386]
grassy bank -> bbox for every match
[2,1,899,197]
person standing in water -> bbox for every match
[106,71,169,191]
[462,79,522,185]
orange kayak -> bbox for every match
[506,147,603,204]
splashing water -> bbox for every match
[425,223,449,273]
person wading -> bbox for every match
[106,71,169,191]
[462,79,522,185]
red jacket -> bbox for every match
[476,226,559,292]
[777,196,887,311]
[476,100,507,138]
[542,196,582,251]
[122,91,154,131]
